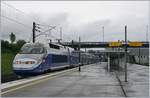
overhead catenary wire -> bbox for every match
[1,2,33,30]
[2,2,29,16]
[34,23,59,42]
[37,24,56,28]
[1,2,44,24]
[1,2,44,42]
[1,2,73,42]
[35,25,56,36]
[1,15,32,29]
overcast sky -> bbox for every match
[1,1,149,43]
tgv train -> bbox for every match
[13,42,99,75]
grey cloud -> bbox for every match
[44,13,69,26]
[1,3,148,43]
[1,18,32,42]
[1,12,70,42]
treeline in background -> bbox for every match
[1,32,26,75]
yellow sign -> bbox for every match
[109,42,122,47]
[129,42,143,46]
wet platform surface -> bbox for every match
[116,63,149,97]
[2,62,125,97]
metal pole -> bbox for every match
[32,22,36,43]
[118,49,120,71]
[146,25,148,42]
[60,27,62,41]
[79,37,81,72]
[125,25,128,82]
[72,40,74,49]
[139,47,140,64]
[102,26,104,42]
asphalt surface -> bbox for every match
[2,62,125,97]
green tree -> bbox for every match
[15,40,26,52]
[9,32,16,44]
[16,40,26,46]
[16,40,26,49]
[1,40,11,53]
[1,40,9,47]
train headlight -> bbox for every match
[26,61,36,64]
[14,61,21,64]
[14,60,36,64]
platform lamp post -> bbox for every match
[102,26,104,42]
[124,25,128,82]
[79,37,81,72]
[146,25,148,42]
[32,22,36,43]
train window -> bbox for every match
[31,47,44,54]
[52,55,68,63]
[20,45,44,54]
[49,43,60,49]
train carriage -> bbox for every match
[13,42,99,75]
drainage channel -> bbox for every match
[115,72,127,97]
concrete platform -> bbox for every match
[2,62,125,97]
[116,63,149,97]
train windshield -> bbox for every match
[20,44,45,54]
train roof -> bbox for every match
[23,42,45,47]
[26,42,74,52]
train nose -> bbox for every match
[13,58,38,69]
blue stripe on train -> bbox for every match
[14,53,79,75]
